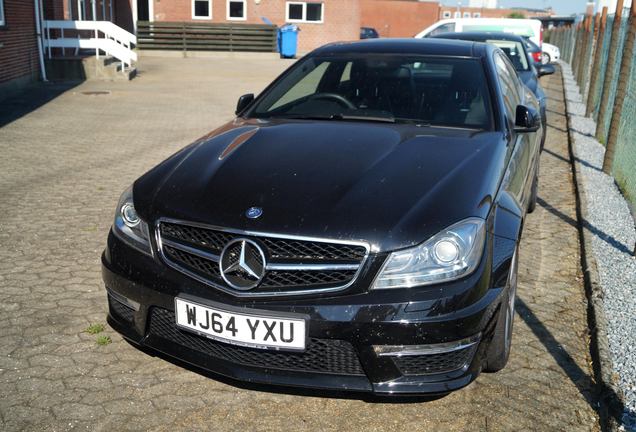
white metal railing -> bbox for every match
[43,20,137,72]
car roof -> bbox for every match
[434,17,541,25]
[312,38,490,58]
[430,32,526,43]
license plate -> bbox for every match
[174,298,306,351]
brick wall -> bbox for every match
[151,0,360,52]
[0,0,40,86]
[360,0,439,38]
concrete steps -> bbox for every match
[45,55,137,81]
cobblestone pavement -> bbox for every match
[0,60,600,431]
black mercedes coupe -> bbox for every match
[102,38,543,395]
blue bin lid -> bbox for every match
[280,24,299,32]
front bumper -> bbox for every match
[102,230,514,395]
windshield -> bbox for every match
[249,55,493,130]
[486,40,529,71]
[524,37,540,52]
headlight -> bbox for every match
[112,185,152,255]
[372,218,486,289]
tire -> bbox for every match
[484,247,518,372]
[541,52,551,65]
[527,160,539,213]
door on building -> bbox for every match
[137,0,149,21]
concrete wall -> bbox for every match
[150,0,361,52]
[0,0,40,99]
[360,0,439,38]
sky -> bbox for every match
[441,0,589,15]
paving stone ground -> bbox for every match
[0,59,600,431]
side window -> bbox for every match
[339,62,352,84]
[494,53,521,122]
[428,23,455,37]
[501,54,523,93]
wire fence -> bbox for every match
[548,6,636,212]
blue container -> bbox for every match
[278,24,299,58]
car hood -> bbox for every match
[135,119,507,252]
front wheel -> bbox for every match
[484,247,518,372]
[541,52,551,65]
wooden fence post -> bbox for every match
[571,25,578,71]
[576,16,591,87]
[596,0,625,143]
[582,13,601,104]
[568,25,576,63]
[603,3,636,174]
[586,7,609,117]
[572,23,583,77]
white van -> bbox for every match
[415,18,543,47]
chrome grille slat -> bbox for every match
[156,219,370,297]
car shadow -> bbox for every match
[0,80,82,128]
[541,148,603,173]
[537,197,633,256]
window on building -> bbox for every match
[286,2,324,23]
[473,12,481,17]
[463,12,471,18]
[227,0,246,20]
[0,0,6,26]
[193,0,212,19]
[442,11,451,19]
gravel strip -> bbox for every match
[561,61,636,431]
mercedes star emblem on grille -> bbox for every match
[219,238,266,290]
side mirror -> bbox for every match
[514,105,541,133]
[235,93,254,115]
[537,64,555,77]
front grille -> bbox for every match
[161,222,233,253]
[260,270,356,289]
[148,307,365,376]
[158,220,369,295]
[392,345,477,376]
[260,237,366,261]
[164,244,222,279]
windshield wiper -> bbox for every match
[267,113,396,123]
[330,113,395,123]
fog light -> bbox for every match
[106,288,140,311]
[121,203,140,227]
[434,240,459,263]
[373,334,481,357]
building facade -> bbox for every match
[145,0,361,53]
[360,0,439,38]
